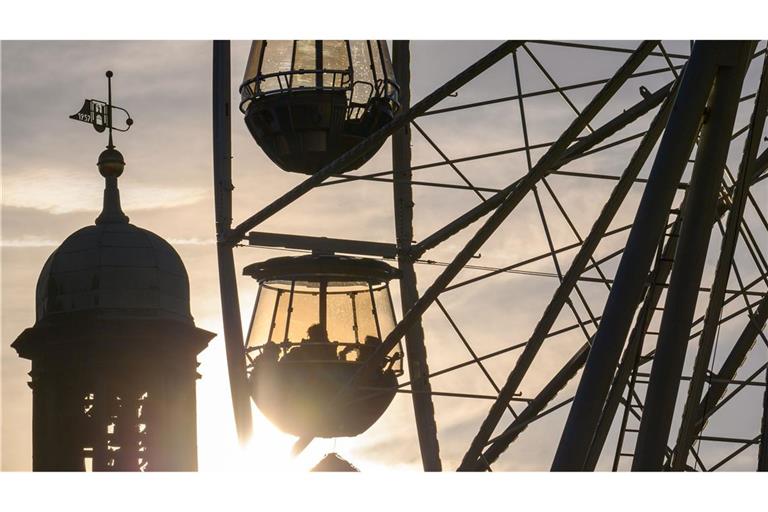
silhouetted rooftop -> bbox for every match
[310,452,359,472]
[35,145,193,324]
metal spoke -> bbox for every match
[321,129,651,189]
[514,49,601,336]
[523,44,596,133]
[708,435,762,471]
[423,67,679,118]
[412,120,487,201]
[530,40,689,59]
[436,299,518,418]
[398,316,598,389]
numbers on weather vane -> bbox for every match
[69,71,134,140]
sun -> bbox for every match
[203,407,317,473]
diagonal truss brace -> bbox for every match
[458,51,676,471]
[413,79,673,259]
[551,40,726,471]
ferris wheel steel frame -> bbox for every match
[212,39,768,471]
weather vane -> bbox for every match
[70,70,134,223]
[69,70,134,149]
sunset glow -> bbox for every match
[3,36,767,474]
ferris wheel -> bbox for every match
[211,40,768,471]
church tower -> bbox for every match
[12,72,214,471]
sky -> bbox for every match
[2,40,767,472]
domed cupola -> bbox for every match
[34,145,193,324]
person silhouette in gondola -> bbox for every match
[357,335,381,363]
[305,323,327,343]
[299,323,338,361]
[261,340,280,362]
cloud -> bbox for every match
[0,237,60,248]
[0,236,215,247]
[2,167,207,214]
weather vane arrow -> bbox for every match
[69,70,134,140]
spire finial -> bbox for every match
[107,70,115,150]
[69,70,134,224]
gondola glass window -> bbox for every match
[243,255,403,438]
[239,40,399,175]
[248,280,396,350]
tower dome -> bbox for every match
[35,222,193,324]
[34,146,193,325]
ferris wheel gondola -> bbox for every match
[239,40,399,175]
[243,255,403,438]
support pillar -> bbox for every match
[632,42,751,471]
[583,215,683,470]
[213,40,252,443]
[392,40,442,471]
[551,41,723,471]
[672,42,765,470]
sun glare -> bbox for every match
[195,324,338,472]
[208,409,318,473]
